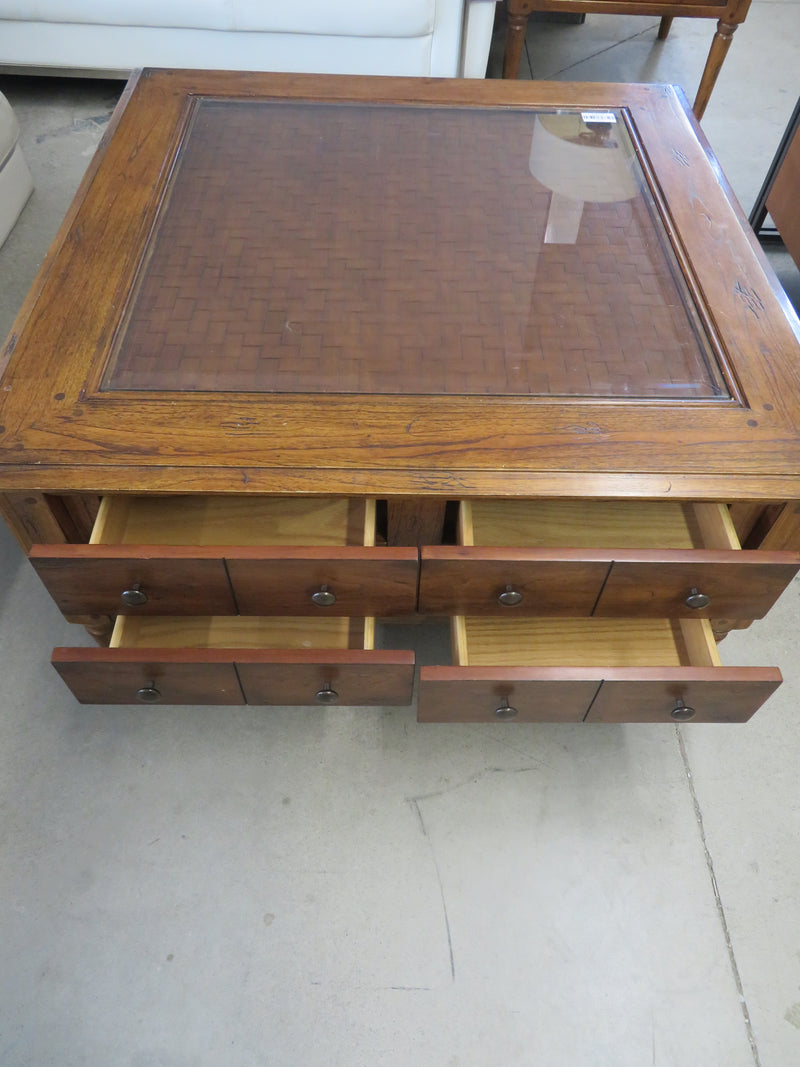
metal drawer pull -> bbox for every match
[494,698,519,721]
[311,585,337,607]
[316,683,339,705]
[670,699,696,722]
[121,583,148,606]
[498,585,523,607]
[136,682,162,703]
[685,587,710,610]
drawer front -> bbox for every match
[52,648,415,707]
[584,668,782,723]
[30,547,236,615]
[417,667,601,722]
[419,549,610,615]
[52,649,244,704]
[418,666,782,723]
[594,552,800,619]
[227,549,419,616]
[236,650,415,706]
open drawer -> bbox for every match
[417,616,781,723]
[419,499,800,619]
[31,496,418,618]
[53,615,415,706]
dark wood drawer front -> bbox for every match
[594,551,800,619]
[419,549,610,615]
[584,668,782,723]
[30,547,236,615]
[52,649,245,704]
[52,648,415,707]
[227,549,419,616]
[417,668,601,722]
[236,650,415,706]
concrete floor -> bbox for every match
[2,7,800,1063]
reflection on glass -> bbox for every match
[102,100,729,399]
[529,113,638,244]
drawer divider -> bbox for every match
[222,558,242,615]
[589,561,615,616]
[582,679,605,722]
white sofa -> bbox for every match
[0,1,497,79]
[0,91,33,247]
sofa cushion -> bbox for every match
[0,1,435,37]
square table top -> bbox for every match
[1,69,800,500]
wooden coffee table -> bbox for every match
[2,70,800,722]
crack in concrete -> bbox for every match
[409,796,456,982]
[677,725,762,1067]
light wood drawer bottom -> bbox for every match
[31,496,418,618]
[52,615,415,707]
[419,500,800,620]
[417,617,781,723]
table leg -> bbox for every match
[503,1,533,79]
[692,0,750,120]
[657,16,673,40]
[66,614,115,646]
[692,19,737,120]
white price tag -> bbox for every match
[580,111,617,124]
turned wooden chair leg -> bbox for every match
[657,16,673,40]
[693,18,739,120]
[503,9,530,79]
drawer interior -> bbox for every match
[91,496,375,547]
[461,499,740,550]
[453,616,721,668]
[111,615,374,651]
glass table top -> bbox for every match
[101,99,729,399]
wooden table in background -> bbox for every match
[503,0,751,119]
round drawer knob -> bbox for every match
[685,588,710,610]
[311,585,337,607]
[498,585,523,607]
[121,584,148,607]
[670,699,696,722]
[136,684,162,703]
[316,684,339,705]
[494,699,519,721]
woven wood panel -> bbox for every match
[103,101,725,398]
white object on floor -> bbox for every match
[0,92,34,248]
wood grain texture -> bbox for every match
[386,498,447,547]
[584,669,780,722]
[235,654,415,706]
[110,614,360,650]
[419,549,611,615]
[418,669,600,722]
[52,651,246,705]
[228,550,418,616]
[91,495,368,546]
[594,551,800,619]
[52,646,414,706]
[418,664,779,722]
[465,498,704,549]
[1,74,799,500]
[458,616,694,667]
[30,544,418,617]
[422,545,800,619]
[29,548,237,616]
